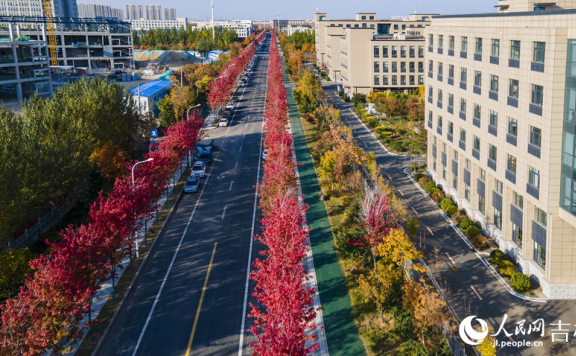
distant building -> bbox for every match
[205,49,225,63]
[164,7,176,21]
[145,4,162,20]
[130,18,188,31]
[281,25,312,36]
[192,20,252,38]
[78,3,123,20]
[271,19,314,29]
[0,0,77,17]
[130,80,173,117]
[253,20,273,30]
[125,4,143,20]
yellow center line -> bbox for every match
[221,205,227,220]
[229,180,234,191]
[185,242,218,356]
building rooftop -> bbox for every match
[130,80,172,98]
[435,7,576,18]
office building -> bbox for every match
[130,18,188,31]
[315,12,434,95]
[192,20,253,38]
[78,3,123,20]
[164,7,176,21]
[281,25,312,36]
[0,22,52,101]
[425,0,576,298]
[0,0,77,18]
[125,4,143,20]
[145,4,161,20]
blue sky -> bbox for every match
[95,0,496,20]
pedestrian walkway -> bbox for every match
[282,65,365,356]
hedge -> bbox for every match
[511,272,531,292]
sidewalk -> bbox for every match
[283,68,365,355]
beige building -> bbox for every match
[315,12,435,95]
[425,0,576,298]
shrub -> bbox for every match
[498,260,515,277]
[445,205,458,217]
[390,141,405,152]
[344,95,350,102]
[459,218,473,231]
[375,126,386,135]
[470,235,488,249]
[405,216,420,240]
[367,117,379,128]
[452,210,465,224]
[489,250,507,265]
[431,191,446,204]
[511,272,531,292]
[414,173,426,181]
[430,187,440,195]
[423,181,436,193]
[466,225,481,239]
[418,177,431,186]
[440,198,454,211]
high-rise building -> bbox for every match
[0,0,77,18]
[191,20,253,38]
[425,0,576,298]
[78,3,123,20]
[145,4,161,20]
[164,7,176,21]
[130,18,188,31]
[315,12,434,94]
[125,4,143,20]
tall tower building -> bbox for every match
[145,4,162,20]
[164,7,176,20]
[0,0,77,18]
[78,3,122,19]
[125,3,143,20]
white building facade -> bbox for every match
[130,18,188,31]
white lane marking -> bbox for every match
[426,226,434,236]
[238,56,267,356]
[470,285,483,300]
[132,62,252,356]
[398,188,404,196]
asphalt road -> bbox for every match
[97,42,270,356]
[318,78,576,356]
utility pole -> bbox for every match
[211,0,215,41]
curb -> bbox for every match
[403,168,547,303]
[91,185,185,355]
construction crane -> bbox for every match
[43,0,58,66]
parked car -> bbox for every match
[191,161,206,178]
[226,102,234,110]
[239,82,246,87]
[262,149,268,160]
[194,151,213,165]
[234,97,240,104]
[184,176,200,193]
[219,118,229,127]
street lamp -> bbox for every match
[187,104,201,120]
[131,158,154,185]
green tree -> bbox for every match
[0,248,35,303]
[157,95,176,127]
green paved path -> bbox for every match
[281,59,366,356]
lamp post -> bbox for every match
[187,103,201,120]
[131,158,154,258]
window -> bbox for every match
[438,35,443,49]
[474,104,481,119]
[449,36,455,51]
[490,75,499,93]
[438,115,443,129]
[374,75,380,86]
[392,62,398,72]
[448,65,454,79]
[474,71,482,87]
[401,46,406,57]
[531,84,543,106]
[438,62,443,76]
[383,46,389,57]
[429,34,434,47]
[533,42,546,63]
[479,195,486,214]
[418,46,424,58]
[409,46,415,57]
[461,36,468,52]
[461,67,467,83]
[374,45,380,58]
[418,75,424,85]
[460,98,467,113]
[494,208,502,229]
[448,121,454,135]
[429,60,433,73]
[530,126,542,147]
[443,165,447,179]
[374,61,380,73]
[489,144,497,161]
[529,166,540,188]
[512,223,523,247]
[448,93,454,108]
[401,62,407,72]
[383,75,389,85]
[491,39,500,57]
[507,154,517,174]
[534,241,546,269]
[509,79,519,98]
[438,89,443,104]
[392,46,397,57]
[474,135,480,150]
[465,183,471,201]
[383,62,389,72]
[513,191,524,209]
[454,150,459,160]
[392,75,397,85]
[510,40,521,60]
[490,110,498,127]
[534,206,547,227]
[480,168,486,181]
[453,174,459,190]
[460,128,466,143]
[495,179,503,194]
[465,158,471,170]
[418,61,424,72]
[508,117,518,137]
[409,62,415,72]
[401,75,406,85]
[475,37,483,54]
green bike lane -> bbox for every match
[281,59,366,356]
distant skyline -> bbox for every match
[88,0,496,20]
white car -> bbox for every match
[191,161,206,178]
[226,102,234,110]
[184,177,200,193]
[262,149,268,160]
[239,82,246,87]
[219,118,229,127]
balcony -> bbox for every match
[459,111,466,121]
[474,53,482,62]
[448,49,454,56]
[505,169,516,184]
[528,143,541,158]
[531,62,544,73]
[460,51,467,59]
[448,132,453,142]
[506,133,517,146]
[507,96,518,108]
[472,148,480,160]
[473,117,481,128]
[473,85,481,95]
[490,56,500,65]
[488,124,498,136]
[448,78,454,86]
[488,158,497,171]
[509,58,519,68]
[460,81,467,90]
[527,183,540,200]
[489,90,498,101]
[459,140,466,151]
[529,104,542,116]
